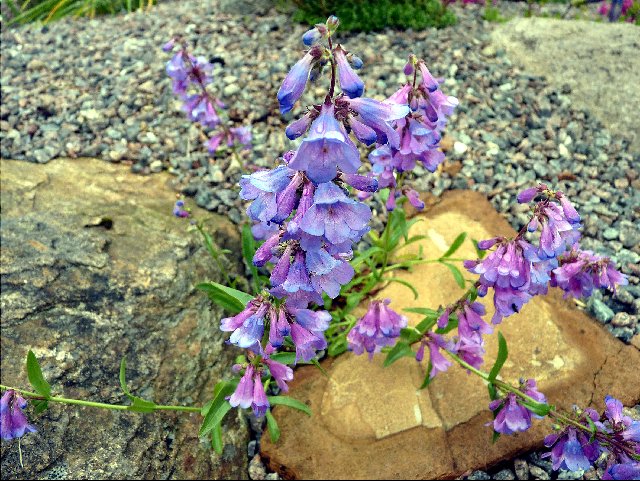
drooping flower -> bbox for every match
[465,238,546,324]
[183,93,221,129]
[1,390,37,441]
[489,380,547,435]
[220,298,269,351]
[305,247,354,298]
[344,96,410,148]
[289,102,361,183]
[603,463,640,480]
[544,426,602,471]
[299,182,371,247]
[228,365,269,417]
[239,165,297,224]
[347,299,408,358]
[551,246,628,299]
[277,47,322,114]
[262,345,294,393]
[334,45,365,98]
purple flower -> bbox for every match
[229,126,252,148]
[305,247,354,298]
[457,301,493,342]
[229,365,256,409]
[418,61,439,92]
[290,308,331,362]
[334,45,365,98]
[277,48,321,114]
[285,112,315,140]
[239,166,297,224]
[251,374,269,418]
[263,346,294,393]
[489,380,547,435]
[300,182,371,246]
[603,463,640,480]
[1,390,37,441]
[344,97,410,148]
[183,94,220,128]
[465,238,545,324]
[221,298,269,351]
[347,299,408,358]
[534,202,581,260]
[173,199,189,218]
[551,247,628,299]
[426,334,453,379]
[302,28,321,46]
[289,102,361,183]
[544,427,601,471]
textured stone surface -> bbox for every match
[0,158,249,479]
[261,191,640,480]
[491,18,640,152]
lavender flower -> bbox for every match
[263,345,294,392]
[334,45,365,98]
[1,390,37,441]
[239,165,297,224]
[347,299,408,358]
[299,182,371,247]
[603,463,640,480]
[173,199,189,218]
[544,426,602,471]
[489,380,547,435]
[551,247,628,298]
[228,365,269,417]
[277,47,321,114]
[289,102,361,183]
[220,298,269,351]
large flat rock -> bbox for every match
[491,18,640,152]
[261,190,640,480]
[1,158,248,479]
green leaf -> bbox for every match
[419,362,433,390]
[267,396,312,416]
[269,352,296,365]
[202,379,239,417]
[383,342,414,367]
[211,423,224,454]
[382,277,419,299]
[487,383,498,401]
[265,409,280,443]
[199,401,233,437]
[242,224,260,294]
[519,399,551,418]
[119,357,156,413]
[441,232,467,258]
[32,400,49,414]
[26,351,51,398]
[328,338,348,357]
[492,430,501,443]
[403,307,439,316]
[196,282,253,314]
[488,332,508,383]
[442,263,466,289]
[400,327,422,344]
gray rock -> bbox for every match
[514,459,529,480]
[528,465,551,480]
[0,159,248,479]
[494,468,516,480]
[589,298,615,323]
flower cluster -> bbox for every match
[489,379,547,435]
[544,396,640,478]
[163,38,252,157]
[367,54,458,210]
[1,390,36,441]
[598,0,637,22]
[347,299,408,358]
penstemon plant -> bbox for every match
[2,16,637,479]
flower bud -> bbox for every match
[285,113,314,140]
[326,15,340,30]
[350,55,363,70]
[302,28,321,46]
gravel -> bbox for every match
[1,1,638,480]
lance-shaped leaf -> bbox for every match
[196,282,254,314]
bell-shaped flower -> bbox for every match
[289,103,361,183]
[345,97,410,148]
[347,299,408,358]
[334,45,365,98]
[299,182,371,246]
[277,48,321,114]
[239,165,296,224]
[0,390,37,440]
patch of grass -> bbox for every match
[482,5,508,21]
[5,0,155,25]
[288,0,457,32]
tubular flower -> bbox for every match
[277,46,322,114]
[347,299,408,358]
[1,390,37,441]
[334,45,365,98]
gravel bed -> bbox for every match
[1,2,637,480]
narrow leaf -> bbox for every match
[265,410,280,443]
[383,342,414,367]
[419,362,433,389]
[196,282,253,314]
[443,263,466,289]
[441,232,467,258]
[199,401,233,437]
[310,359,329,378]
[472,239,487,260]
[267,396,312,416]
[33,400,49,414]
[211,423,224,454]
[403,307,438,316]
[26,351,51,398]
[119,357,156,413]
[269,352,296,366]
[242,224,260,294]
[488,332,508,382]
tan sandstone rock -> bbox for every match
[261,190,640,480]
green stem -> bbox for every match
[442,355,594,434]
[0,385,201,414]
